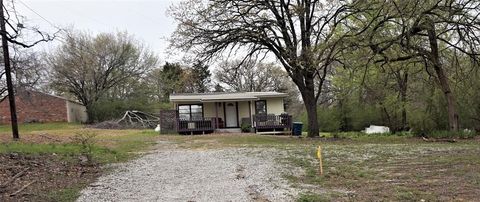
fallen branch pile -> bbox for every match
[117,111,159,128]
[89,110,160,129]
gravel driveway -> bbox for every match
[77,145,298,202]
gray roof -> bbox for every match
[170,92,287,102]
[15,89,85,106]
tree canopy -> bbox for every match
[47,31,158,122]
[169,0,363,136]
[169,0,480,135]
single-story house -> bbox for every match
[0,90,88,124]
[169,92,292,134]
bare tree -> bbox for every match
[356,0,480,131]
[0,0,57,101]
[169,0,361,137]
[215,60,290,92]
[1,0,57,139]
[47,31,158,123]
[0,50,47,100]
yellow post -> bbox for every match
[316,145,323,175]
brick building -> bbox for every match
[0,90,88,124]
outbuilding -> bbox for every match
[0,90,88,124]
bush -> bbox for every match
[71,131,98,165]
[297,104,385,133]
[241,123,252,133]
[318,107,341,132]
[417,130,477,139]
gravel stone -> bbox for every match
[77,147,298,202]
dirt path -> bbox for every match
[77,146,298,201]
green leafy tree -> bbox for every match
[159,62,184,101]
[191,60,211,93]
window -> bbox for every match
[178,104,203,120]
[190,105,203,120]
[255,100,267,115]
[178,105,191,120]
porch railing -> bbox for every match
[254,114,292,130]
[176,117,216,133]
[175,114,292,133]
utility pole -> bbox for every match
[0,0,19,140]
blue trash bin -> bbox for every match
[292,122,303,136]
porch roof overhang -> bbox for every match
[200,97,258,102]
[169,92,287,103]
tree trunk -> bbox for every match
[297,76,320,137]
[85,103,95,124]
[338,98,351,132]
[303,93,319,137]
[427,24,459,131]
[433,65,459,131]
[380,103,392,129]
[400,92,407,130]
[399,72,408,130]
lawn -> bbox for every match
[0,122,81,133]
[287,141,480,201]
[1,123,479,201]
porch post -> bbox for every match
[215,102,219,131]
[248,101,252,126]
[173,102,179,132]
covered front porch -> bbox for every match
[169,92,292,134]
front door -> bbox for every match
[225,102,238,127]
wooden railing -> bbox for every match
[253,114,292,130]
[176,117,216,133]
[175,114,292,134]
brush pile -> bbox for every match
[89,111,159,129]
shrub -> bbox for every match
[418,130,477,139]
[241,123,252,133]
[71,131,98,165]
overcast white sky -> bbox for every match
[16,0,179,62]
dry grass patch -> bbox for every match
[284,142,480,201]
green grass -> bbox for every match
[0,129,159,164]
[297,192,330,202]
[0,142,83,154]
[46,186,84,202]
[0,142,122,164]
[96,130,159,163]
[0,122,81,133]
